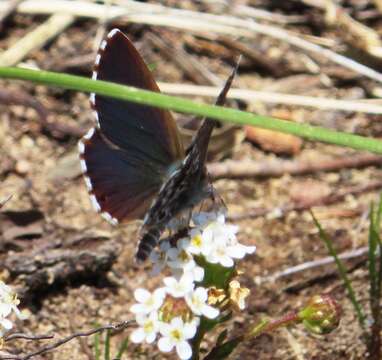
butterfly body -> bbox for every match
[79,29,235,262]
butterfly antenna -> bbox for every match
[188,57,240,162]
[215,55,241,108]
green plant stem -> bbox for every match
[249,312,299,338]
[311,211,367,327]
[191,330,203,360]
[1,66,382,153]
[104,330,111,360]
[368,201,382,360]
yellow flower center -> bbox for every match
[216,246,225,256]
[191,234,202,248]
[144,320,154,333]
[179,250,190,262]
[171,329,182,341]
[192,295,202,308]
[145,297,154,307]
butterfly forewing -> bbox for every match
[79,29,184,224]
[92,29,184,165]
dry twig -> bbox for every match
[4,333,54,342]
[0,13,75,66]
[146,32,222,86]
[158,82,382,114]
[0,0,23,30]
[300,0,382,57]
[260,246,368,283]
[4,0,382,84]
[229,180,382,221]
[1,321,132,360]
[208,154,382,179]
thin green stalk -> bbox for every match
[1,66,382,153]
[115,338,129,359]
[94,332,101,360]
[375,193,382,231]
[368,204,378,319]
[104,330,111,360]
[368,196,382,360]
[311,211,366,327]
[376,194,382,302]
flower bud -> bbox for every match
[298,294,341,334]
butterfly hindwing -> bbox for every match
[79,128,162,223]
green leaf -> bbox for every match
[203,336,243,360]
[216,329,228,346]
[196,256,235,289]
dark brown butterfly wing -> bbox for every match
[79,29,184,224]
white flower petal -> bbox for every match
[0,303,11,317]
[163,277,176,288]
[0,318,13,330]
[194,287,208,302]
[134,288,150,303]
[227,245,246,259]
[242,244,256,254]
[130,328,145,343]
[153,288,166,307]
[220,256,234,268]
[182,321,197,339]
[193,266,204,282]
[164,275,195,298]
[202,304,219,319]
[217,214,225,224]
[135,314,148,326]
[171,316,184,329]
[158,336,174,352]
[146,332,157,344]
[159,322,172,337]
[166,248,179,260]
[202,227,213,244]
[176,341,192,360]
[130,304,146,314]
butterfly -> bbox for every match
[79,29,236,262]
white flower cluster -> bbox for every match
[0,281,25,339]
[130,213,256,359]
